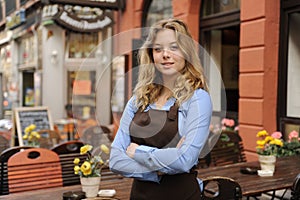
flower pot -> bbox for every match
[80,176,101,198]
[258,155,276,173]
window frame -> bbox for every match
[277,0,300,132]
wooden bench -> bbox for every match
[210,130,246,166]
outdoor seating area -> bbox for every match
[0,112,299,199]
[1,155,299,199]
[0,127,299,199]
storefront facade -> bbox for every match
[0,0,123,128]
[113,0,299,161]
[1,0,299,160]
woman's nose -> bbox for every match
[162,49,170,58]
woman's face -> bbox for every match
[152,29,185,77]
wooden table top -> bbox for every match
[0,178,133,200]
[2,155,299,199]
[197,155,300,196]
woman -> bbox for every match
[109,18,212,200]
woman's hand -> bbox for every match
[126,142,139,158]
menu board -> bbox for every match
[14,107,53,146]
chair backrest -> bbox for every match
[210,131,246,166]
[291,173,300,200]
[38,129,61,149]
[51,140,84,154]
[7,148,63,193]
[0,146,33,196]
[201,176,242,200]
[0,135,10,153]
[81,125,112,148]
[51,140,86,186]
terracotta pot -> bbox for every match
[258,155,276,173]
[80,176,101,198]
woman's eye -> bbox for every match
[153,48,162,52]
[169,45,179,51]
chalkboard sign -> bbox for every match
[14,107,53,146]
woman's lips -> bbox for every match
[161,62,174,67]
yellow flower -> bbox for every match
[100,144,110,154]
[270,138,283,147]
[73,158,80,165]
[99,158,104,165]
[23,134,28,140]
[74,166,80,174]
[257,130,268,137]
[257,140,265,146]
[31,131,40,139]
[80,144,93,154]
[29,124,36,131]
[81,161,92,176]
[24,127,31,134]
[264,136,273,143]
[28,135,33,141]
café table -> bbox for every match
[2,156,299,200]
[0,178,133,200]
[197,155,300,198]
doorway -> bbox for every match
[22,71,34,107]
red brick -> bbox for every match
[239,73,264,98]
[241,0,266,21]
[239,99,263,125]
[240,47,265,72]
[240,19,265,48]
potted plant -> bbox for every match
[74,144,110,197]
[256,130,284,174]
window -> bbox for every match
[0,3,3,22]
[67,71,96,120]
[66,32,98,59]
[202,0,240,17]
[20,0,27,6]
[144,0,173,27]
[286,12,300,118]
[19,36,35,65]
[5,0,16,16]
[200,1,240,120]
[278,0,300,138]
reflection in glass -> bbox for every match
[287,12,300,118]
[145,0,173,27]
[202,0,240,17]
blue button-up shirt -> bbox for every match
[109,88,212,183]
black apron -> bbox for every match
[129,103,201,200]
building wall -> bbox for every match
[41,25,66,121]
[239,0,280,161]
[116,0,280,161]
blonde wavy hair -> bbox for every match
[134,18,208,110]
